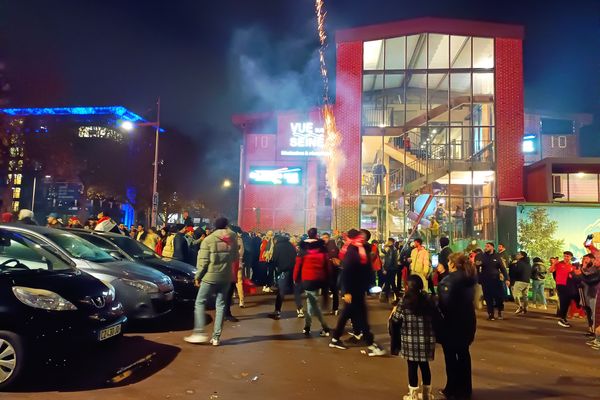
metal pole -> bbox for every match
[151,97,160,227]
[31,176,37,212]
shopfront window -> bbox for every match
[554,173,600,203]
[361,33,496,244]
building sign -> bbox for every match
[248,167,302,185]
[280,122,328,157]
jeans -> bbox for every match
[381,270,400,297]
[304,290,329,330]
[442,343,472,398]
[193,281,229,339]
[512,281,530,309]
[274,271,303,312]
[531,280,546,306]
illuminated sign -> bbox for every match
[248,167,302,185]
[281,122,329,157]
[522,134,536,153]
[78,126,125,142]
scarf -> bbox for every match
[340,236,367,264]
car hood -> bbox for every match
[140,257,196,276]
[78,259,171,284]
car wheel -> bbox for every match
[0,331,24,390]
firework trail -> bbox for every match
[315,0,344,201]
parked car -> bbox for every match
[0,225,174,320]
[64,229,198,304]
[0,225,127,389]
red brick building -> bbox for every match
[234,17,526,244]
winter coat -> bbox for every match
[410,247,431,289]
[172,232,189,263]
[397,296,437,362]
[142,232,159,251]
[437,270,477,347]
[437,245,452,280]
[382,245,399,272]
[513,259,532,283]
[272,236,297,273]
[293,239,328,291]
[162,235,175,258]
[581,263,600,299]
[340,244,371,295]
[196,228,239,284]
[476,251,508,285]
[531,261,547,281]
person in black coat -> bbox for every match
[437,237,452,281]
[438,252,477,400]
[270,235,303,318]
[476,242,509,320]
[172,224,190,264]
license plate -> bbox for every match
[99,324,122,341]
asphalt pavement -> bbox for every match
[2,294,598,400]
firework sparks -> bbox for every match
[315,0,343,200]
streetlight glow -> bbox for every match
[222,179,232,188]
[121,120,134,131]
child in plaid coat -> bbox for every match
[398,275,437,400]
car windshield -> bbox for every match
[108,236,157,260]
[45,232,115,263]
[0,229,74,271]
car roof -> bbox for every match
[0,223,61,235]
[61,227,126,239]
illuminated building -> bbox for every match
[234,17,594,246]
[0,106,151,224]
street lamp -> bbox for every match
[222,179,232,188]
[120,97,161,227]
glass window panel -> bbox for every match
[428,74,449,124]
[406,34,427,69]
[568,173,599,202]
[363,74,385,127]
[385,73,405,127]
[361,136,385,195]
[385,37,405,70]
[552,174,568,201]
[364,40,384,70]
[405,73,427,126]
[428,34,449,69]
[472,127,495,162]
[450,36,471,68]
[450,73,472,126]
[473,72,494,126]
[473,37,494,68]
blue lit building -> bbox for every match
[0,106,152,223]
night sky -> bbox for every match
[1,0,599,215]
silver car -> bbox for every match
[1,225,174,319]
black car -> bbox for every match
[0,227,127,389]
[64,229,198,303]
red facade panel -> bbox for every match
[495,38,525,201]
[334,41,363,231]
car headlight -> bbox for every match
[121,279,159,293]
[12,286,77,311]
[103,282,116,302]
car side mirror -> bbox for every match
[109,251,124,260]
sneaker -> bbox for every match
[592,344,600,350]
[333,309,339,316]
[225,315,239,322]
[319,328,330,337]
[262,286,272,293]
[497,312,504,320]
[586,339,599,346]
[297,308,305,318]
[514,307,523,315]
[329,337,348,350]
[239,303,245,308]
[487,315,496,321]
[210,338,220,346]
[184,333,210,344]
[365,343,386,357]
[558,319,571,328]
[268,311,281,320]
[522,307,528,314]
[302,327,311,336]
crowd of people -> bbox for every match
[2,207,599,399]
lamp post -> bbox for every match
[121,97,161,227]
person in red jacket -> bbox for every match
[294,228,330,337]
[549,251,578,328]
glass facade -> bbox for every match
[361,33,496,248]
